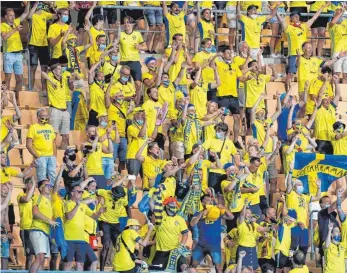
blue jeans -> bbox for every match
[113,137,127,162]
[36,156,56,185]
[102,157,114,180]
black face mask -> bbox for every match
[151,153,159,159]
[90,135,96,141]
[69,154,76,161]
[270,217,277,224]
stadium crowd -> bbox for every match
[1,1,347,273]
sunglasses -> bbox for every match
[73,190,83,194]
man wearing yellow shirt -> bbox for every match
[17,178,36,269]
[332,121,347,155]
[324,222,345,273]
[102,47,122,83]
[28,2,56,95]
[41,60,70,150]
[142,56,159,102]
[1,152,33,184]
[314,75,340,154]
[29,179,59,273]
[83,125,113,189]
[48,8,70,59]
[1,4,29,93]
[276,7,327,89]
[26,108,57,185]
[329,10,347,84]
[237,2,278,60]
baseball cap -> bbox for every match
[223,163,234,170]
[96,112,108,118]
[133,107,144,113]
[145,56,156,65]
[280,93,293,102]
[64,146,78,156]
[290,10,301,17]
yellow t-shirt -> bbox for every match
[192,51,216,84]
[221,179,245,213]
[275,223,292,256]
[47,72,67,109]
[54,1,69,9]
[332,135,347,155]
[289,266,309,273]
[323,242,346,273]
[239,15,267,48]
[1,166,20,184]
[143,1,160,6]
[251,119,274,153]
[185,159,211,193]
[306,77,333,115]
[113,229,141,271]
[284,23,309,56]
[143,155,167,189]
[189,83,208,119]
[245,73,270,108]
[310,1,328,12]
[1,18,23,52]
[63,200,93,241]
[298,56,323,93]
[158,84,175,112]
[156,212,188,251]
[119,31,143,62]
[27,123,56,157]
[142,99,163,136]
[47,22,69,58]
[314,104,336,141]
[226,228,239,265]
[86,142,104,175]
[110,81,136,110]
[97,127,115,158]
[289,1,307,8]
[257,221,275,260]
[238,221,259,247]
[233,55,250,89]
[97,189,128,224]
[241,1,262,10]
[102,62,121,83]
[329,20,347,55]
[142,72,154,102]
[29,11,54,46]
[126,124,148,159]
[165,48,188,85]
[202,137,237,174]
[165,12,186,46]
[86,26,106,58]
[245,161,267,205]
[198,20,215,45]
[17,192,34,230]
[215,59,242,97]
[89,81,107,114]
[31,194,53,235]
[62,70,72,102]
[52,192,64,221]
[107,103,127,138]
[287,191,311,228]
[342,220,347,257]
[98,1,117,6]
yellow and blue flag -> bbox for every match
[293,153,347,194]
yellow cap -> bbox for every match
[133,107,144,113]
[176,91,184,100]
[96,112,107,118]
[67,34,77,40]
[256,108,265,114]
[126,218,141,227]
[206,206,221,222]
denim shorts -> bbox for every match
[113,137,127,162]
[64,241,87,263]
[102,157,114,180]
[35,156,57,185]
[0,237,10,258]
[269,7,285,23]
[3,52,23,74]
[192,243,222,265]
[144,6,163,26]
[287,55,298,74]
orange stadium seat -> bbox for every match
[8,149,22,166]
[18,91,41,108]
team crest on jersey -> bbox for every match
[133,35,136,40]
[175,220,179,226]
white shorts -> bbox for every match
[49,107,70,135]
[30,230,50,258]
[333,52,347,73]
[226,6,237,28]
[309,201,321,221]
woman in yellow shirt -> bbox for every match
[324,221,345,273]
[197,3,215,52]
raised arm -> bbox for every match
[310,178,322,202]
[135,138,150,163]
[275,11,287,30]
[236,1,242,20]
[88,60,102,84]
[265,3,279,21]
[250,93,266,125]
[307,3,330,29]
[306,106,318,129]
[28,2,39,19]
[238,200,248,224]
[19,2,30,22]
[329,8,345,28]
[324,220,334,249]
[190,65,202,89]
[84,1,97,26]
[174,62,187,86]
[105,76,114,109]
[271,93,282,123]
[337,189,346,222]
[53,164,65,193]
[162,1,168,16]
[62,25,74,50]
[210,62,221,89]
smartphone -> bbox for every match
[112,120,116,125]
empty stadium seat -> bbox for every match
[22,149,34,166]
[8,149,22,166]
[18,110,38,126]
[18,91,41,108]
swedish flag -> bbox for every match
[293,153,347,194]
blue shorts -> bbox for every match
[102,157,114,180]
[3,52,23,75]
[269,7,285,23]
[144,6,163,26]
[64,241,87,263]
[85,243,98,263]
[192,243,222,265]
[287,55,298,74]
[113,137,127,163]
[191,225,199,241]
[0,238,10,258]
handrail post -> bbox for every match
[309,209,319,260]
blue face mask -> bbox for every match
[333,235,341,242]
[136,120,144,126]
[62,67,67,72]
[111,55,119,62]
[216,132,224,139]
[61,15,69,23]
[100,121,108,127]
[58,188,67,198]
[99,44,106,50]
[296,185,304,194]
[121,76,129,83]
[163,80,170,87]
[204,47,212,53]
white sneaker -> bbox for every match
[270,53,278,58]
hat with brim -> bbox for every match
[67,34,77,41]
[133,107,144,114]
[256,108,266,114]
[126,218,141,227]
[290,11,301,17]
[206,206,221,222]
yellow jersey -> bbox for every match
[289,266,309,273]
[142,99,163,136]
[310,1,328,12]
[62,71,72,102]
[221,179,245,213]
[156,212,188,251]
[1,166,19,184]
[1,18,23,52]
[289,1,307,8]
[185,159,211,193]
[119,31,144,62]
[158,83,175,112]
[89,81,107,114]
[110,81,136,110]
[275,222,292,256]
[17,192,34,230]
[165,48,188,85]
[47,22,69,58]
[29,11,54,46]
[52,192,64,220]
[306,77,334,115]
[47,72,67,109]
[329,20,347,55]
[287,191,311,228]
[31,194,53,236]
[332,134,347,155]
[314,104,336,141]
[107,103,128,138]
[97,189,128,224]
[142,72,154,102]
[245,73,270,108]
[192,51,216,84]
[102,62,121,83]
[27,123,56,157]
[86,26,106,58]
[284,23,309,56]
[215,59,242,97]
[233,55,250,89]
[239,14,267,48]
[189,83,208,119]
[142,155,168,190]
[323,242,346,273]
[297,56,323,93]
[86,142,104,175]
[257,221,275,260]
[241,1,262,10]
[251,118,274,153]
[238,221,259,247]
[165,12,186,46]
[245,162,267,205]
[126,124,148,159]
[197,20,215,45]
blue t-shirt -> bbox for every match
[196,216,222,246]
[277,104,300,141]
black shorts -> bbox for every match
[275,251,292,269]
[20,230,34,256]
[121,9,144,22]
[28,45,49,66]
[258,258,276,268]
[310,13,329,29]
[94,7,118,24]
[207,88,217,102]
[289,7,308,22]
[77,9,89,30]
[151,250,186,272]
[315,140,333,154]
[88,109,99,126]
[64,241,88,263]
[208,172,227,194]
[217,96,240,115]
[120,61,142,82]
[99,221,120,246]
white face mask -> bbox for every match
[250,14,258,19]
